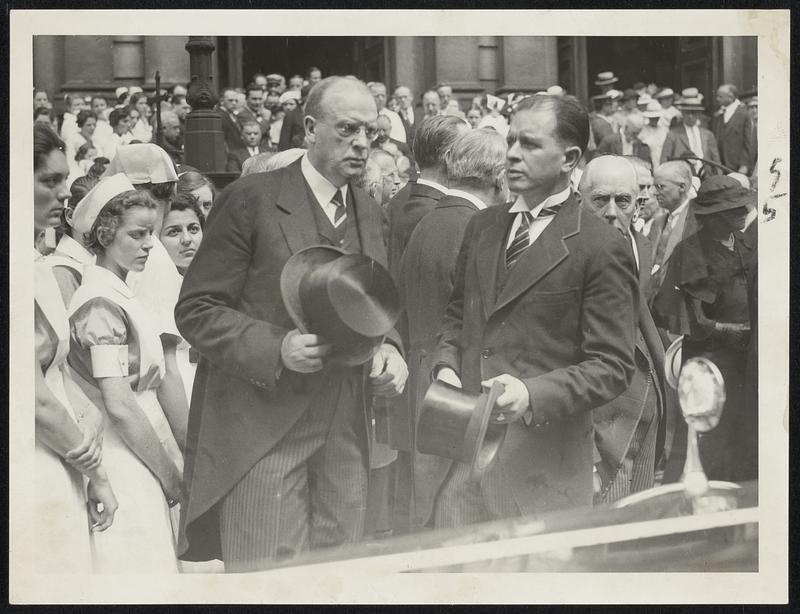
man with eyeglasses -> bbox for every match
[175,76,408,571]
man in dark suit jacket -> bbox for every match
[397,128,509,531]
[386,115,470,282]
[577,156,667,503]
[596,113,652,164]
[225,121,270,174]
[431,95,637,525]
[219,89,244,153]
[712,84,754,174]
[278,105,306,151]
[175,77,408,571]
[661,96,722,177]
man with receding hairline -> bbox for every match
[712,83,754,175]
[176,76,407,570]
[431,95,637,525]
[579,156,668,501]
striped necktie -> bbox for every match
[505,211,533,269]
[505,202,562,269]
[331,188,346,227]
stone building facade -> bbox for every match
[34,35,757,113]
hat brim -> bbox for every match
[665,335,683,390]
[595,78,619,86]
[280,245,386,366]
[692,200,751,216]
[677,104,705,112]
[465,382,507,482]
[644,112,662,118]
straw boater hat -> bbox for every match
[643,100,663,118]
[280,245,401,366]
[692,175,755,216]
[595,71,619,86]
[71,173,137,237]
[546,85,565,96]
[637,93,654,106]
[676,94,705,112]
[681,87,703,102]
[655,87,675,100]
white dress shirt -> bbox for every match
[446,188,487,210]
[379,108,407,144]
[723,98,742,124]
[506,186,572,249]
[415,177,449,195]
[685,124,704,158]
[247,146,260,157]
[301,153,349,226]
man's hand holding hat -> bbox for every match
[369,343,408,398]
[481,374,530,424]
[280,329,332,373]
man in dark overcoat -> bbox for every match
[175,77,408,571]
[431,94,638,525]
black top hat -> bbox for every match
[280,245,401,366]
[693,175,755,216]
[417,380,507,482]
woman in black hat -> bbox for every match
[652,175,756,482]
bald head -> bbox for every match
[579,155,638,234]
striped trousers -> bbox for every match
[219,378,368,572]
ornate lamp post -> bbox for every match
[184,36,238,187]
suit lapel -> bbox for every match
[663,204,689,264]
[276,159,320,254]
[633,230,653,293]
[491,196,580,317]
[678,126,691,153]
[351,186,385,263]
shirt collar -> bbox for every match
[670,197,690,220]
[509,185,572,217]
[55,235,94,265]
[416,177,449,195]
[83,264,135,299]
[301,153,348,208]
[446,188,488,210]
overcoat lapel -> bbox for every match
[276,160,320,254]
[491,196,581,317]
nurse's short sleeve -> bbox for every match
[71,297,130,378]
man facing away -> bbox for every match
[175,76,408,571]
[431,94,637,526]
[397,127,509,531]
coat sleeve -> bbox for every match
[525,232,638,425]
[740,111,755,172]
[431,213,482,378]
[174,184,287,391]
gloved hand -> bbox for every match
[711,322,751,350]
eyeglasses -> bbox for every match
[332,120,378,140]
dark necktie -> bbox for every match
[331,188,346,227]
[505,211,533,269]
[505,202,562,269]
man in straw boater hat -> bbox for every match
[651,175,757,482]
[660,90,722,177]
[654,87,682,129]
[594,70,619,94]
[175,76,408,571]
[430,94,638,527]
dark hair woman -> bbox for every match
[33,124,117,573]
[176,169,216,218]
[67,174,186,573]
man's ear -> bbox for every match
[563,146,582,173]
[304,116,316,143]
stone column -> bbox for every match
[184,37,235,184]
[112,36,145,85]
[33,36,65,100]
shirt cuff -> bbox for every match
[90,345,129,378]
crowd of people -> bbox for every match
[32,65,758,574]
